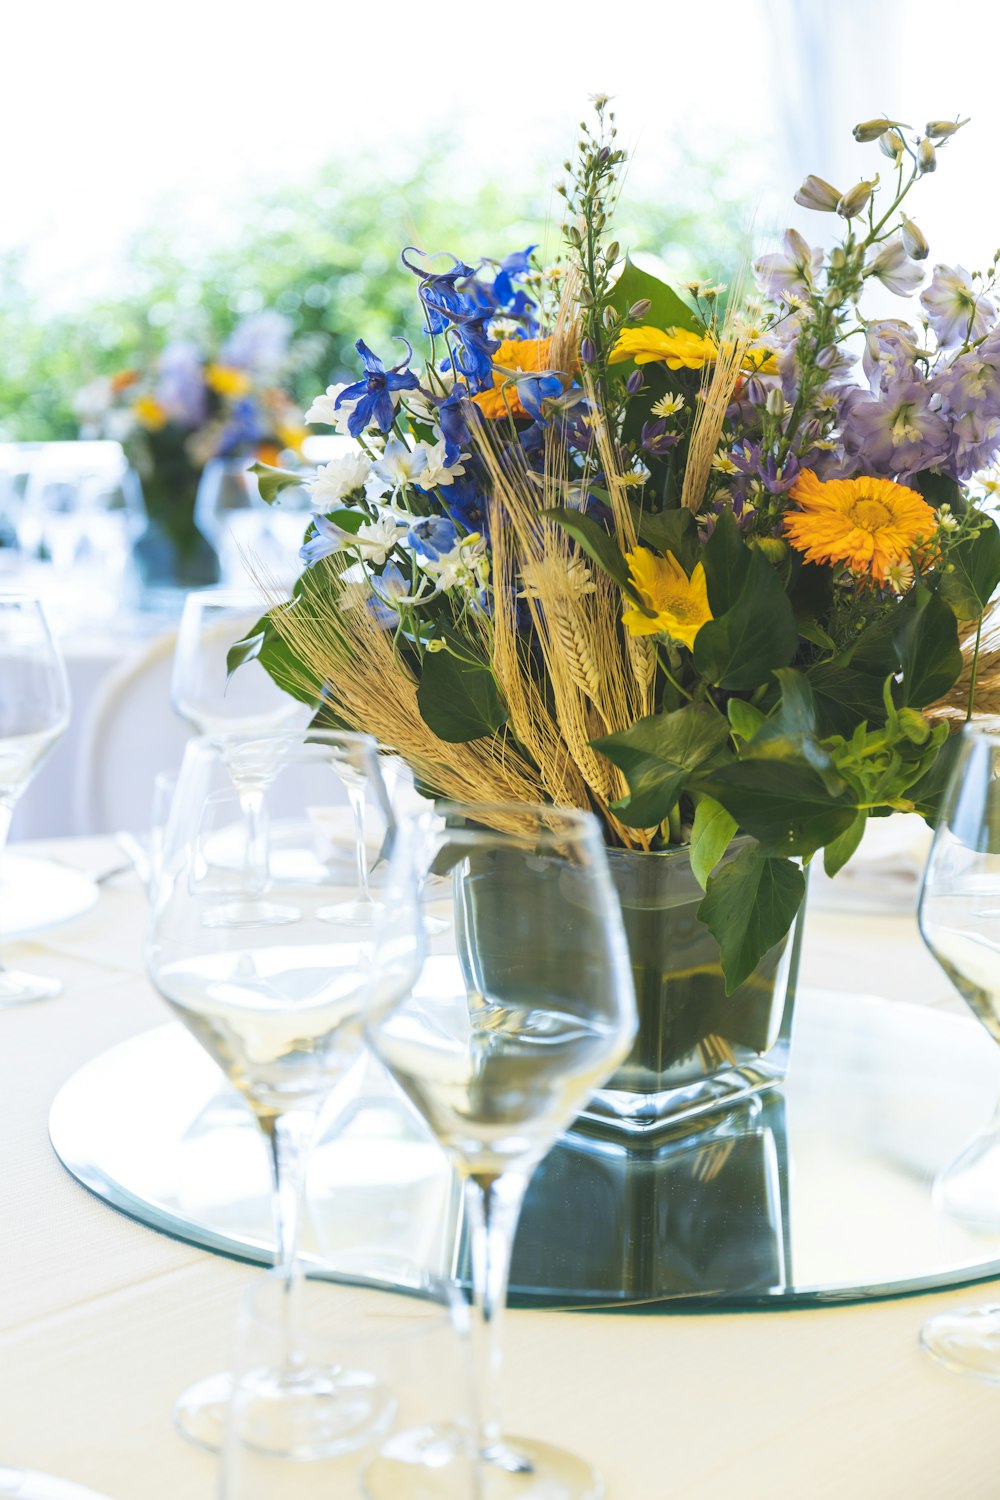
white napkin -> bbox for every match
[0,1470,111,1500]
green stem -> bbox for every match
[967,612,984,722]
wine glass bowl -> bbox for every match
[145,730,408,1452]
[366,802,636,1499]
[918,723,1000,1375]
[0,594,71,1004]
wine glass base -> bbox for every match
[921,1303,1000,1383]
[933,1128,1000,1231]
[318,898,381,926]
[0,969,62,1006]
[201,899,301,930]
[364,1433,603,1500]
[175,1364,396,1458]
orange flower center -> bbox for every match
[849,496,893,531]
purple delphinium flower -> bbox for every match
[335,339,419,437]
[921,265,996,348]
[841,378,949,476]
[216,398,265,457]
[949,410,1000,479]
[408,516,458,560]
[641,419,681,458]
[730,440,801,494]
[754,228,823,303]
[863,320,919,393]
[221,311,292,376]
[864,235,923,298]
[156,341,207,429]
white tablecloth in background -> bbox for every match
[1,837,999,1499]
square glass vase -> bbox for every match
[575,840,805,1140]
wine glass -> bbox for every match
[145,730,408,1453]
[172,587,317,925]
[194,458,268,585]
[918,721,1000,1379]
[365,802,637,1500]
[0,595,71,1004]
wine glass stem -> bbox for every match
[0,800,11,971]
[239,787,268,890]
[463,1169,529,1456]
[259,1106,317,1281]
[346,781,371,901]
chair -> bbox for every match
[73,631,192,835]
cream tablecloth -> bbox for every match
[1,838,998,1500]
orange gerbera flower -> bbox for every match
[471,337,555,419]
[783,469,935,586]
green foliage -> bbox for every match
[544,507,645,605]
[593,704,730,828]
[416,640,507,743]
[693,546,798,689]
[689,796,738,889]
[892,586,963,708]
[938,515,1000,619]
[608,258,698,338]
[697,846,806,994]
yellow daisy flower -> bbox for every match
[206,363,252,397]
[610,325,778,375]
[783,469,936,586]
[621,548,713,649]
[132,395,167,430]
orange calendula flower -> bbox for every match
[206,363,252,397]
[132,395,167,430]
[471,337,555,419]
[609,324,778,375]
[783,469,936,586]
[110,369,140,393]
[621,548,713,649]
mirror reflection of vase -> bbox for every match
[508,1094,790,1305]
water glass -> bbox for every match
[220,1273,477,1500]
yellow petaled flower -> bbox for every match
[471,338,555,419]
[611,326,718,370]
[783,469,936,586]
[610,325,777,375]
[132,395,167,430]
[621,548,713,649]
[206,363,252,397]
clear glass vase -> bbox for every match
[573,840,804,1138]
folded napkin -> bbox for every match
[0,1469,110,1500]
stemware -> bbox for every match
[366,802,637,1500]
[918,722,1000,1379]
[145,730,408,1452]
[0,596,71,1004]
[171,587,316,925]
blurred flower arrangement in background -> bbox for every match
[238,100,1000,991]
[74,312,305,582]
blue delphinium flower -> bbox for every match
[430,306,500,393]
[408,516,458,561]
[402,249,477,335]
[335,339,419,437]
[516,370,565,421]
[432,384,475,466]
[216,397,264,456]
[443,471,490,537]
[369,564,409,629]
[493,245,538,305]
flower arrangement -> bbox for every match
[76,311,305,573]
[241,102,1000,992]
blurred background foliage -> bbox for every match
[2,143,750,441]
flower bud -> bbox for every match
[837,177,877,219]
[900,213,929,261]
[598,145,612,164]
[917,138,937,174]
[580,337,597,364]
[879,129,906,160]
[602,306,619,331]
[794,175,842,212]
[425,639,447,654]
[565,224,583,247]
[925,118,970,140]
[604,241,620,265]
[765,387,787,418]
[579,284,594,306]
[627,298,652,320]
[853,117,908,142]
[625,369,644,394]
[815,345,841,369]
[750,537,789,564]
[829,246,847,271]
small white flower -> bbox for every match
[865,234,924,297]
[364,436,428,500]
[421,534,489,595]
[711,452,739,475]
[488,317,521,340]
[309,451,371,507]
[886,558,915,592]
[304,383,359,435]
[355,516,408,565]
[415,438,466,488]
[921,265,996,348]
[650,394,685,419]
[936,507,959,533]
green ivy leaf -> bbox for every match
[806,662,890,736]
[630,505,700,572]
[938,515,1000,619]
[693,548,798,690]
[697,847,806,994]
[893,585,963,708]
[690,796,738,890]
[608,257,699,337]
[696,758,858,857]
[700,509,751,615]
[823,812,867,878]
[249,461,309,505]
[543,507,647,608]
[226,605,326,706]
[593,704,731,828]
[416,641,508,743]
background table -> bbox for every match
[2,837,999,1499]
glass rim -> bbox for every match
[431,798,603,847]
[961,718,1000,740]
[179,585,270,608]
[186,727,379,757]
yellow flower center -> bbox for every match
[848,497,893,531]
